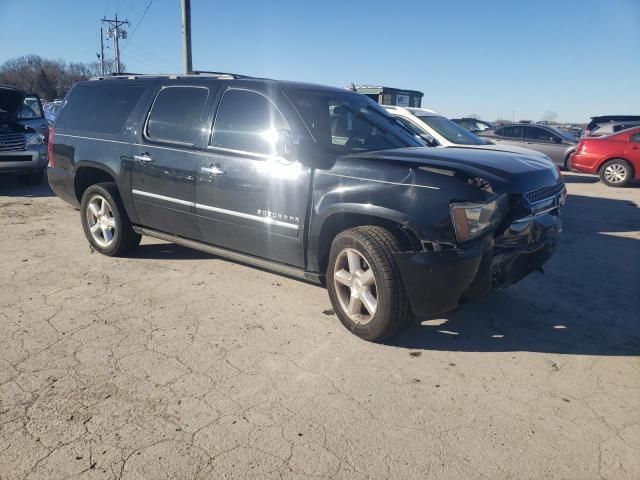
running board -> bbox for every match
[132,226,324,285]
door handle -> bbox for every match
[201,165,226,175]
[134,153,154,163]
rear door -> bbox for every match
[493,125,525,146]
[131,85,211,239]
[195,87,312,267]
[524,126,566,165]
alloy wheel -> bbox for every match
[333,248,378,324]
[86,195,116,248]
[603,163,627,184]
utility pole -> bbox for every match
[181,0,193,74]
[102,14,130,74]
[99,26,105,75]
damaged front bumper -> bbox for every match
[393,211,562,319]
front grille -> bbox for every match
[524,184,564,204]
[0,133,26,152]
[0,155,32,163]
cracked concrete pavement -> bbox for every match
[0,173,638,479]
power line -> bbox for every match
[125,0,137,20]
[122,0,154,50]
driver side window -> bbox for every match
[526,127,558,142]
[211,89,288,155]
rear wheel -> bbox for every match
[80,183,141,256]
[599,159,632,187]
[326,226,412,342]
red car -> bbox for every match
[570,126,640,186]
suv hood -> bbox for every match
[356,147,562,194]
[0,86,25,125]
[445,143,552,161]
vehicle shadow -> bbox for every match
[563,172,640,187]
[562,173,599,184]
[389,193,640,356]
[0,175,56,197]
[130,241,215,261]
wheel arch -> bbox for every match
[309,204,422,275]
[73,163,119,202]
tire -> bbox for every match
[599,159,632,187]
[18,168,44,185]
[326,226,412,342]
[564,153,573,171]
[80,182,141,256]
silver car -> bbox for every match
[478,124,578,168]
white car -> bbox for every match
[385,106,552,160]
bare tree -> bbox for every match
[0,55,123,101]
[541,110,558,123]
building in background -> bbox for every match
[354,85,423,108]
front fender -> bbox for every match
[307,202,422,272]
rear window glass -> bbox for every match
[146,86,208,144]
[56,85,144,134]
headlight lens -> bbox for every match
[450,197,505,242]
[25,133,44,147]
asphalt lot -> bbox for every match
[0,173,638,479]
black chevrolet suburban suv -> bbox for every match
[48,73,565,341]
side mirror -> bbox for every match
[552,136,562,144]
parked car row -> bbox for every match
[431,112,639,187]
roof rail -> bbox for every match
[88,71,263,81]
[192,70,252,79]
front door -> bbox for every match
[131,85,210,239]
[524,126,566,165]
[196,88,311,267]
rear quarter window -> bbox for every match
[55,85,145,134]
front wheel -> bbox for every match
[80,183,141,256]
[599,159,632,187]
[326,226,412,342]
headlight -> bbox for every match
[450,196,506,242]
[25,133,44,147]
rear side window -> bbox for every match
[146,86,209,144]
[56,85,144,134]
[496,126,524,138]
[211,89,287,155]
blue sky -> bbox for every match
[1,0,638,123]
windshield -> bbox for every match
[417,115,488,145]
[286,89,423,154]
